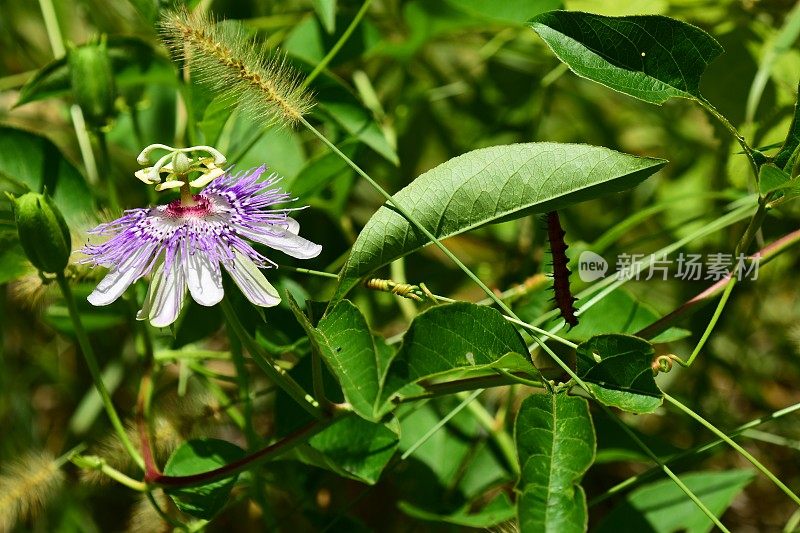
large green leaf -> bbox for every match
[333,143,665,300]
[289,297,393,421]
[382,302,532,405]
[529,11,723,104]
[163,438,246,520]
[596,470,755,533]
[515,393,595,533]
[0,126,92,223]
[577,334,662,414]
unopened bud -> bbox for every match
[68,39,116,128]
[10,192,72,273]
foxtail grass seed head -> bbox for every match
[80,146,322,328]
[10,192,72,274]
[159,10,313,127]
[0,452,65,532]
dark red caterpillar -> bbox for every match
[546,211,578,327]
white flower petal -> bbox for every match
[87,246,153,306]
[149,252,187,327]
[285,217,300,234]
[240,224,322,259]
[137,261,162,321]
[223,252,280,307]
[186,251,224,306]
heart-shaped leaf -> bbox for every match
[577,334,662,414]
[515,393,595,533]
[529,11,723,104]
[381,302,532,406]
[333,143,666,301]
[163,438,246,520]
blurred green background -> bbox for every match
[1,0,800,530]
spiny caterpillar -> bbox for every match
[546,211,578,327]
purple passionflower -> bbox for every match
[80,166,321,327]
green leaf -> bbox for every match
[290,415,399,484]
[561,288,689,343]
[759,163,792,195]
[16,37,174,107]
[444,0,561,24]
[333,143,666,300]
[596,470,755,533]
[577,334,662,414]
[312,0,337,33]
[399,492,515,527]
[0,126,92,223]
[515,393,595,533]
[163,438,246,520]
[382,302,532,404]
[774,82,800,171]
[289,297,392,421]
[529,11,723,104]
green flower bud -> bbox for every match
[68,39,116,128]
[10,192,72,274]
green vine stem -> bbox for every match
[70,454,147,491]
[590,401,800,505]
[698,97,759,179]
[219,298,324,419]
[600,404,730,532]
[298,116,525,323]
[55,273,144,469]
[394,372,543,403]
[680,277,736,367]
[664,392,800,507]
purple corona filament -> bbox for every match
[80,166,322,327]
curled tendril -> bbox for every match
[365,278,431,302]
[652,354,680,375]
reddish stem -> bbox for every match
[637,228,800,340]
